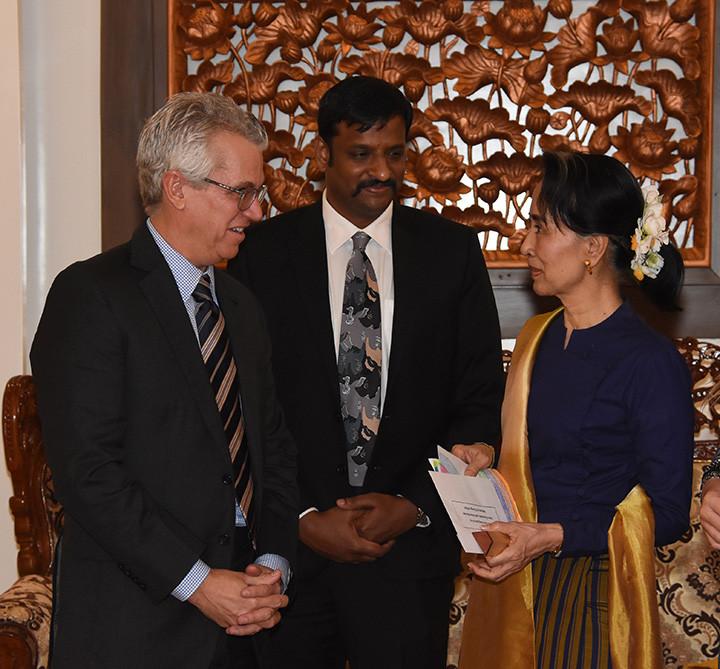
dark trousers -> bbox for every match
[259,561,454,669]
[211,527,258,669]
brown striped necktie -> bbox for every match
[193,274,254,536]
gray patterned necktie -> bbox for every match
[338,231,382,487]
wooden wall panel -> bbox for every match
[168,0,715,270]
[101,0,169,250]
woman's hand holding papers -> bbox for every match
[467,521,564,582]
[451,443,496,475]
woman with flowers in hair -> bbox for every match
[455,152,694,669]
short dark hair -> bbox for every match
[317,76,413,145]
[538,151,684,310]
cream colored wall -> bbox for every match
[0,0,26,590]
[22,0,102,351]
[0,0,101,591]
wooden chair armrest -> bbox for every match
[0,574,52,669]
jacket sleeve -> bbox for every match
[400,231,504,521]
[441,231,504,451]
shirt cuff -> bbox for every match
[171,559,211,601]
[255,554,292,592]
[299,507,319,519]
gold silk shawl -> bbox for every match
[459,309,661,669]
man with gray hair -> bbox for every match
[30,92,298,668]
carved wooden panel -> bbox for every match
[676,337,720,457]
[168,1,715,268]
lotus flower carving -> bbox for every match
[467,153,543,195]
[426,98,526,150]
[179,4,236,60]
[379,0,483,46]
[635,70,701,137]
[594,16,647,73]
[323,5,382,53]
[611,118,680,181]
[444,46,546,106]
[623,0,701,79]
[406,147,470,205]
[441,205,515,236]
[548,81,652,126]
[482,0,553,58]
[223,63,305,105]
[266,167,319,212]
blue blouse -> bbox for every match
[527,303,694,557]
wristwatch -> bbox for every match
[415,506,430,528]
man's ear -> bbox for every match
[316,139,331,170]
[162,170,187,210]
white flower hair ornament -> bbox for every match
[630,186,670,281]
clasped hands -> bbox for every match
[300,443,497,564]
[300,492,418,564]
[189,564,288,636]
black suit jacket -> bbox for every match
[30,225,298,669]
[229,202,503,580]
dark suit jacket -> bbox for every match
[229,202,503,581]
[30,225,298,669]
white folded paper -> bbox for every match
[429,446,517,553]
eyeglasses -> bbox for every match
[203,177,268,211]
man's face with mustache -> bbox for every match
[318,116,407,229]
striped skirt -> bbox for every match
[533,553,611,669]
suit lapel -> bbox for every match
[384,208,421,411]
[130,226,228,455]
[286,203,343,412]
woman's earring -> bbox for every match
[584,259,593,275]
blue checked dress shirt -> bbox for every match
[147,220,289,600]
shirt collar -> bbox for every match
[146,218,216,303]
[322,191,393,255]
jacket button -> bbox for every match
[336,465,347,474]
[222,473,232,485]
[218,533,230,545]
